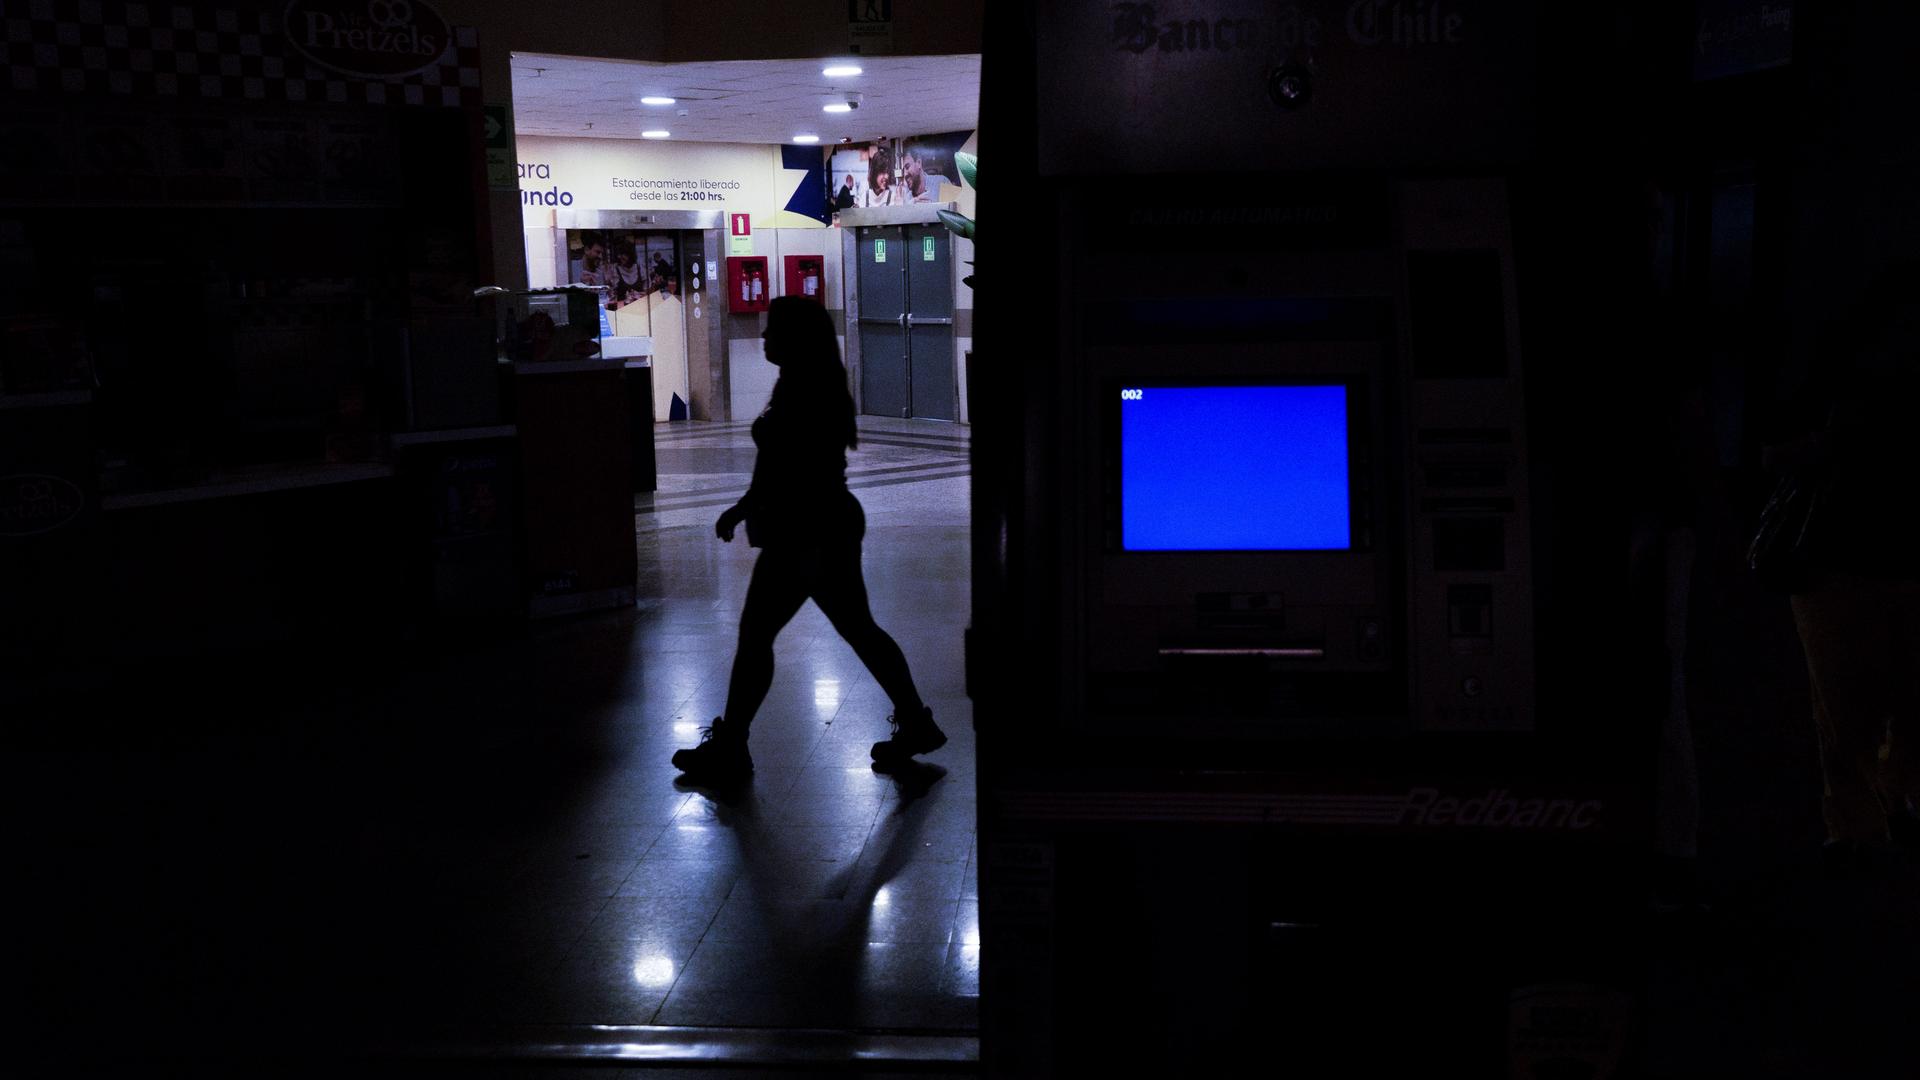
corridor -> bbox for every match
[7,417,979,1069]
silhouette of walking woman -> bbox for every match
[673,296,945,781]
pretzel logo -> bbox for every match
[366,0,412,29]
[286,0,449,78]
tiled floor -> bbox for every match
[10,415,1920,1075]
[475,416,981,1032]
[6,416,978,1068]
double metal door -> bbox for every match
[856,224,955,420]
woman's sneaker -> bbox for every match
[672,720,753,780]
[871,707,946,765]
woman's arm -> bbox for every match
[717,448,770,541]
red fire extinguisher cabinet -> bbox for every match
[726,256,771,314]
[784,255,825,305]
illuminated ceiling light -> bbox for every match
[640,95,676,105]
[792,134,821,144]
[822,103,853,113]
[641,130,670,138]
[822,64,863,77]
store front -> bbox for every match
[7,5,990,1074]
[507,62,978,424]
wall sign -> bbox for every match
[849,0,894,55]
[285,0,453,80]
[1693,0,1794,81]
[5,2,479,108]
[1037,1,1533,175]
[0,474,86,537]
[874,238,887,263]
[922,235,936,261]
[515,136,808,223]
[729,213,753,255]
[483,104,514,189]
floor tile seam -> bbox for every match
[652,417,967,445]
[644,898,735,1025]
[652,432,754,441]
[857,442,971,452]
[547,896,618,971]
[649,441,755,453]
[856,423,971,437]
[637,464,969,513]
[852,439,972,455]
[625,819,681,866]
[855,421,972,440]
[846,467,974,493]
[652,422,756,435]
[644,458,971,504]
[637,469,974,519]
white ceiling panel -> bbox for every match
[510,53,980,145]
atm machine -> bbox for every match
[973,4,1665,1076]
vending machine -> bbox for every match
[972,4,1664,1076]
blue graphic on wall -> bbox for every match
[781,144,832,225]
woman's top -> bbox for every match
[739,404,863,549]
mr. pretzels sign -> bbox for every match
[286,0,451,79]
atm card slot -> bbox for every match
[1423,463,1508,488]
[1420,496,1516,514]
[1196,591,1286,631]
[1433,517,1505,572]
[1417,427,1512,445]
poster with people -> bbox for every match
[826,131,974,219]
[564,229,684,338]
[564,228,690,420]
[898,131,969,204]
[829,140,900,211]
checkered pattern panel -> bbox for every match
[2,0,481,108]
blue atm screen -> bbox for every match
[1120,385,1351,551]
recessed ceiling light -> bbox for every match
[822,103,853,113]
[640,95,676,105]
[641,130,670,139]
[822,64,863,77]
[792,134,820,144]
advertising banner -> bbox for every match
[829,130,972,216]
[515,135,782,217]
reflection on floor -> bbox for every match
[7,417,977,1070]
[13,413,1920,1074]
[495,416,979,1031]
